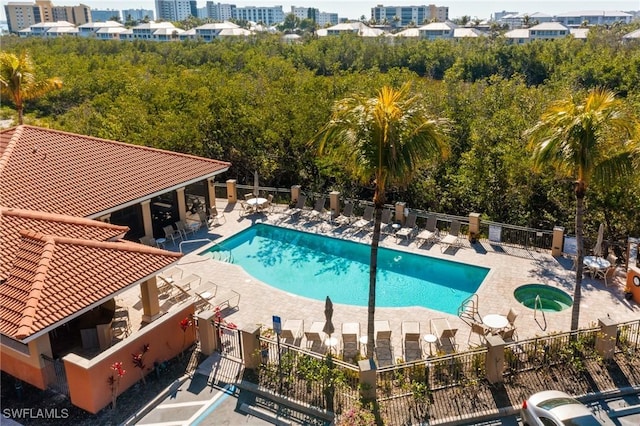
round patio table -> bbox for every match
[482,314,508,332]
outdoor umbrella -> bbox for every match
[323,296,336,353]
[253,170,259,197]
[594,223,604,257]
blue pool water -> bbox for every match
[200,224,488,314]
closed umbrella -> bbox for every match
[593,223,604,257]
[323,296,336,353]
[253,170,259,197]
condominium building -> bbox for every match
[155,0,197,21]
[371,4,448,28]
[205,2,235,21]
[122,9,155,22]
[5,1,89,33]
[290,6,337,26]
[554,10,633,26]
[233,5,284,26]
[91,9,120,22]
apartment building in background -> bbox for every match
[122,8,155,22]
[291,6,338,27]
[155,0,197,21]
[91,9,120,22]
[205,2,235,21]
[371,4,449,27]
[233,5,285,26]
[5,0,90,32]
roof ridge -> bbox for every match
[0,125,24,177]
[1,206,129,232]
[15,230,56,338]
[8,125,230,166]
[18,229,182,258]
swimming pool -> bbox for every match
[200,224,488,314]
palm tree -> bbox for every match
[313,83,449,359]
[526,88,636,331]
[0,51,62,125]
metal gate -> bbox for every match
[41,354,69,397]
[214,322,243,361]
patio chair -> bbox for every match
[430,317,458,354]
[415,215,439,246]
[163,224,183,244]
[499,327,517,342]
[395,212,418,243]
[306,196,327,221]
[281,319,304,344]
[351,205,374,232]
[595,265,617,287]
[402,321,422,362]
[333,202,355,227]
[341,322,360,362]
[506,308,518,328]
[439,220,463,252]
[282,195,307,220]
[374,320,393,366]
[380,209,394,235]
[257,194,274,214]
[208,207,226,225]
[468,322,490,346]
[139,236,157,247]
[176,220,197,238]
[305,321,325,352]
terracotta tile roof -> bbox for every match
[0,207,129,281]
[0,230,181,341]
[0,125,230,217]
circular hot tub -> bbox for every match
[513,284,573,312]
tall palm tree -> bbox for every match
[526,88,636,331]
[313,83,449,359]
[0,51,62,125]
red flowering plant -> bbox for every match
[107,361,126,409]
[131,343,150,384]
[213,306,237,329]
[180,316,193,357]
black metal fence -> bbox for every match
[252,337,360,414]
[377,347,488,399]
[504,327,601,375]
[617,319,640,355]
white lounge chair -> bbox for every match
[341,322,360,361]
[395,212,418,242]
[305,321,325,352]
[281,319,304,344]
[430,317,458,354]
[415,215,439,246]
[351,206,374,232]
[440,220,463,252]
[306,196,327,221]
[333,202,355,227]
[281,195,307,220]
[374,320,393,366]
[380,209,394,234]
[402,321,421,362]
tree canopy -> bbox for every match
[1,32,638,244]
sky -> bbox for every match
[2,1,639,22]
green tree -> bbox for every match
[313,83,449,359]
[0,51,62,125]
[526,88,636,331]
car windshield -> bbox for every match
[538,397,582,410]
[562,415,602,426]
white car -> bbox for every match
[520,390,604,426]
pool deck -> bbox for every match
[118,201,639,360]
